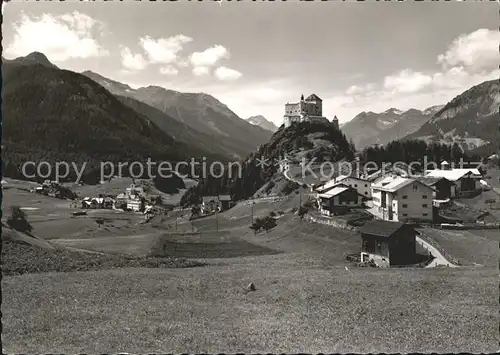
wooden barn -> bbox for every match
[359,220,417,267]
[417,176,455,200]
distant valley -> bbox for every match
[342,106,444,150]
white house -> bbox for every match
[371,176,434,223]
[316,175,372,199]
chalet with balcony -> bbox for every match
[317,185,364,216]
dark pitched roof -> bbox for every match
[359,220,409,238]
[416,176,454,187]
[306,94,322,102]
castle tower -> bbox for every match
[332,115,339,129]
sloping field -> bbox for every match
[2,261,496,353]
[419,227,499,266]
[149,231,280,259]
[51,233,161,256]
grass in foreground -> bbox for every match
[1,241,205,276]
[2,260,497,353]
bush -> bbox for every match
[298,205,309,219]
[7,206,33,233]
[250,216,277,234]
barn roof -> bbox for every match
[359,220,408,238]
[416,176,454,187]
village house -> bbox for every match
[201,196,219,214]
[425,161,482,195]
[81,197,93,209]
[359,220,417,267]
[317,185,365,216]
[127,195,145,212]
[200,195,233,214]
[218,195,232,211]
[103,196,115,209]
[371,176,434,223]
[416,176,456,200]
[316,175,372,199]
[116,193,128,209]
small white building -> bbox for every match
[371,176,434,223]
[127,195,144,212]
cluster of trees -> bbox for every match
[249,215,277,234]
[7,206,33,233]
[358,140,481,169]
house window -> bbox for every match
[422,195,428,199]
[403,213,408,217]
[402,204,408,208]
[365,191,368,195]
[413,185,418,191]
[422,204,428,208]
[423,213,428,216]
[402,195,408,199]
[355,184,358,188]
[365,184,368,187]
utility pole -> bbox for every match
[215,208,219,232]
[175,217,178,232]
[251,202,254,224]
[300,189,303,223]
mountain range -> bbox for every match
[405,79,499,155]
[2,54,199,183]
[343,80,498,156]
[3,51,497,187]
[245,115,279,132]
[342,106,444,150]
[82,71,272,159]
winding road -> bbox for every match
[415,234,458,268]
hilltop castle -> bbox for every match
[283,93,339,129]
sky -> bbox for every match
[3,1,498,125]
